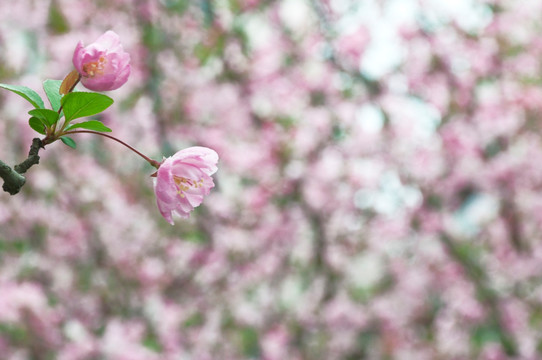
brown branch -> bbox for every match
[0,138,43,195]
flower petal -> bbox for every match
[153,146,218,224]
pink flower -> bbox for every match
[72,30,131,91]
[154,147,219,224]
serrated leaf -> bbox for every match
[43,79,63,111]
[61,92,114,122]
[65,120,112,132]
[60,136,76,149]
[28,117,46,135]
[0,84,44,109]
[28,108,59,126]
[59,70,80,95]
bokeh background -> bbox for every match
[1,0,542,359]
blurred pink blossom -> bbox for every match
[72,30,131,91]
[154,147,218,224]
[4,0,542,357]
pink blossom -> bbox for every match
[154,147,218,224]
[72,30,131,91]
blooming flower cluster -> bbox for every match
[72,31,217,224]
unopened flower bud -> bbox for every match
[72,31,131,91]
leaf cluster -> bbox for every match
[0,81,115,149]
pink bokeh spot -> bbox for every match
[72,30,131,91]
[154,147,218,224]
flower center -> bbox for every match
[82,56,107,77]
[173,175,204,198]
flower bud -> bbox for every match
[72,31,131,91]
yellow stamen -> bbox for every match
[82,56,107,77]
[173,175,204,196]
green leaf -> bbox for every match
[200,0,215,27]
[142,331,162,352]
[162,0,189,13]
[65,120,112,132]
[28,117,46,135]
[28,108,59,126]
[43,79,63,111]
[61,92,114,122]
[60,136,76,149]
[47,0,70,34]
[240,327,261,358]
[0,84,44,109]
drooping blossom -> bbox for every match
[154,147,218,224]
[72,30,131,91]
